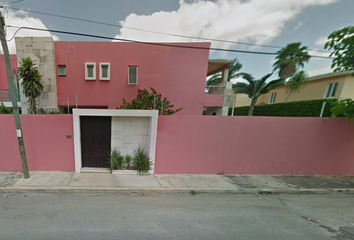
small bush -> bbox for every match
[107,149,123,172]
[38,108,63,114]
[0,103,13,114]
[117,87,183,115]
[132,147,153,175]
[125,155,132,170]
[229,99,336,117]
[331,98,354,122]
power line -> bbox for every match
[5,25,334,59]
[2,6,331,54]
[0,0,27,5]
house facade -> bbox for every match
[0,54,21,108]
[232,71,354,107]
[0,37,232,115]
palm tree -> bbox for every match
[284,70,308,102]
[273,42,311,79]
[233,73,285,116]
[206,58,243,86]
[17,57,43,114]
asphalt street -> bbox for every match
[1,193,353,240]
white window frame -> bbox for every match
[58,65,66,76]
[324,82,338,98]
[99,63,110,80]
[269,92,276,104]
[85,62,96,80]
[128,66,138,85]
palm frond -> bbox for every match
[286,70,308,94]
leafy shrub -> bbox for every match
[117,87,183,115]
[132,147,153,175]
[107,149,124,172]
[38,108,63,114]
[0,103,13,114]
[229,99,336,117]
[125,154,132,170]
[331,98,354,122]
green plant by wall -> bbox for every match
[132,147,153,175]
[117,87,183,115]
[125,154,132,170]
[107,149,123,173]
[17,57,44,114]
[229,99,336,117]
[117,153,124,169]
[38,108,63,114]
[0,103,13,114]
[331,98,354,122]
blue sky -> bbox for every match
[0,0,353,79]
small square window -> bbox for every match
[58,65,66,76]
[85,63,96,80]
[99,63,110,80]
[128,66,138,85]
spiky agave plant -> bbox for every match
[107,149,120,173]
[125,154,132,170]
[132,147,153,175]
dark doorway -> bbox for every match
[80,116,111,168]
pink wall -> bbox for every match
[155,116,354,174]
[0,55,17,89]
[55,42,211,115]
[0,115,74,171]
[203,94,224,107]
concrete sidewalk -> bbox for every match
[1,171,354,194]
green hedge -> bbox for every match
[229,99,337,117]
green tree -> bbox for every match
[273,42,311,79]
[117,87,183,115]
[232,73,285,116]
[17,57,43,114]
[331,98,354,122]
[206,58,243,86]
[325,26,354,75]
[284,70,308,102]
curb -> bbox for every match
[1,187,354,195]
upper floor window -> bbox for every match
[128,66,138,85]
[324,82,338,98]
[85,62,96,80]
[58,65,66,76]
[269,92,276,104]
[99,63,110,80]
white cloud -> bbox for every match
[308,50,330,58]
[230,77,246,84]
[293,21,304,31]
[0,9,59,54]
[314,37,328,46]
[307,66,332,77]
[114,0,339,50]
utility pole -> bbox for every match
[0,12,30,178]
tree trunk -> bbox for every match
[248,99,257,116]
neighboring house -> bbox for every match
[0,55,21,108]
[0,37,232,115]
[232,71,354,107]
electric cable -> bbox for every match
[5,25,333,59]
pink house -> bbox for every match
[0,37,230,115]
[0,54,20,107]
